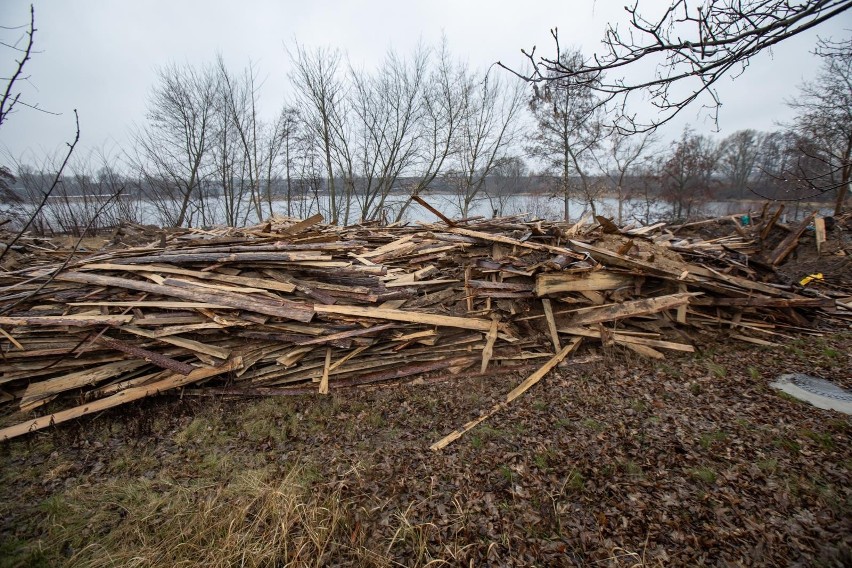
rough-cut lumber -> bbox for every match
[558,326,694,352]
[767,212,815,266]
[20,359,149,410]
[96,336,196,374]
[815,216,826,254]
[0,314,134,327]
[57,271,315,322]
[314,305,496,332]
[535,272,633,295]
[450,227,586,259]
[80,263,298,293]
[568,293,696,326]
[480,318,499,373]
[0,357,243,441]
[431,338,582,451]
[542,299,561,352]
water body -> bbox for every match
[25,192,830,231]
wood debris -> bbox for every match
[0,210,849,441]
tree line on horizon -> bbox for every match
[2,37,849,235]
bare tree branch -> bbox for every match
[501,1,852,133]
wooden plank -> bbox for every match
[0,327,24,350]
[57,272,315,322]
[318,348,331,394]
[283,213,324,235]
[314,304,496,332]
[0,357,243,441]
[80,263,298,294]
[412,194,456,226]
[431,338,581,451]
[534,272,632,295]
[70,301,230,309]
[569,293,696,326]
[480,318,499,373]
[450,227,586,260]
[96,336,196,374]
[767,212,815,266]
[121,326,231,360]
[814,216,826,254]
[542,299,561,352]
[558,326,694,352]
[0,314,134,327]
[20,359,150,409]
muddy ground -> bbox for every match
[1,331,851,567]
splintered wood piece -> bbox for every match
[558,326,694,352]
[319,348,331,394]
[676,283,688,324]
[412,194,456,226]
[814,217,826,254]
[0,357,243,442]
[534,272,633,295]
[450,227,586,260]
[96,336,196,374]
[431,338,581,451]
[542,299,561,352]
[313,305,496,332]
[480,318,499,373]
[283,213,324,234]
[569,293,696,326]
[622,342,665,359]
[20,359,150,410]
[565,212,593,237]
[121,326,231,360]
[296,322,397,345]
[0,314,134,327]
[767,212,815,266]
[57,272,315,322]
[80,263,298,294]
[760,205,784,240]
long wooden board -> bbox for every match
[0,357,243,441]
[431,338,581,451]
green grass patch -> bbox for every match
[581,418,605,432]
[801,429,835,451]
[698,430,729,449]
[691,466,718,484]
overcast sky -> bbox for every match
[1,0,850,163]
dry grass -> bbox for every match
[35,467,360,568]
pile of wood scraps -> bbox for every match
[0,209,849,442]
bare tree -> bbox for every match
[289,44,349,224]
[660,127,719,220]
[131,63,217,227]
[217,56,271,221]
[394,38,467,222]
[503,1,852,132]
[594,130,656,224]
[349,47,428,222]
[447,70,525,219]
[527,50,603,221]
[786,38,852,214]
[485,155,530,217]
[719,129,764,199]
